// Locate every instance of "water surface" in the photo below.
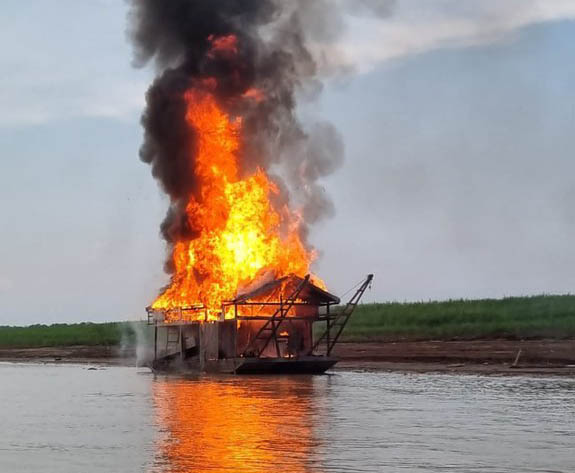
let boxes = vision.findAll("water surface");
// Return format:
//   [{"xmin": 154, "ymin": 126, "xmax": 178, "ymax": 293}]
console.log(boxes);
[{"xmin": 1, "ymin": 363, "xmax": 573, "ymax": 472}]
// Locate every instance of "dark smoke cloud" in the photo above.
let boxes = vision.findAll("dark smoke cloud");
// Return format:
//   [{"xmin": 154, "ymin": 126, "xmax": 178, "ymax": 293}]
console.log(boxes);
[{"xmin": 126, "ymin": 0, "xmax": 386, "ymax": 271}]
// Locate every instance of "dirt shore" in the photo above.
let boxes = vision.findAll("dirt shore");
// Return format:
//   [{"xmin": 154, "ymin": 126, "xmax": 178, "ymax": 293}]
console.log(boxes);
[
  {"xmin": 1, "ymin": 339, "xmax": 574, "ymax": 376},
  {"xmin": 0, "ymin": 345, "xmax": 133, "ymax": 366},
  {"xmin": 333, "ymin": 339, "xmax": 575, "ymax": 376}
]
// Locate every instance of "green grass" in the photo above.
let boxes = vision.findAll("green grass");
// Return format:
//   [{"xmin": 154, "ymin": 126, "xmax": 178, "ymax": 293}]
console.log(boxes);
[
  {"xmin": 340, "ymin": 295, "xmax": 575, "ymax": 341},
  {"xmin": 0, "ymin": 322, "xmax": 145, "ymax": 348},
  {"xmin": 0, "ymin": 295, "xmax": 573, "ymax": 348}
]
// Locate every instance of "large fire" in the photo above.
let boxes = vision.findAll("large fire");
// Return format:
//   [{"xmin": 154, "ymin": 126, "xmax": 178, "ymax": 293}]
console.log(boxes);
[{"xmin": 151, "ymin": 84, "xmax": 319, "ymax": 320}]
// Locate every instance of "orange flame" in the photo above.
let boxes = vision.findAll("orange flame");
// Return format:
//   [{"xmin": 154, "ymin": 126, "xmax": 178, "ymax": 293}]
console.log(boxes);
[
  {"xmin": 207, "ymin": 34, "xmax": 238, "ymax": 57},
  {"xmin": 151, "ymin": 88, "xmax": 319, "ymax": 320},
  {"xmin": 242, "ymin": 87, "xmax": 265, "ymax": 103}
]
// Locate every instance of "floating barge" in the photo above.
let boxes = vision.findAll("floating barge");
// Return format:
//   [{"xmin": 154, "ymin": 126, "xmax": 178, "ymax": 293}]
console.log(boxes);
[{"xmin": 147, "ymin": 274, "xmax": 373, "ymax": 375}]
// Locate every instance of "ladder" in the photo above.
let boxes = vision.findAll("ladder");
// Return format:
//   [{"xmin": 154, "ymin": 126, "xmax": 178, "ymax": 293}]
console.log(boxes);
[
  {"xmin": 313, "ymin": 274, "xmax": 373, "ymax": 356},
  {"xmin": 242, "ymin": 274, "xmax": 310, "ymax": 358}
]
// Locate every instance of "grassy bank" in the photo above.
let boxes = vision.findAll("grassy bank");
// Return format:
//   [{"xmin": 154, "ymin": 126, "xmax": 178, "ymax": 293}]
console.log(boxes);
[
  {"xmin": 342, "ymin": 295, "xmax": 575, "ymax": 341},
  {"xmin": 0, "ymin": 295, "xmax": 573, "ymax": 348},
  {"xmin": 0, "ymin": 322, "xmax": 144, "ymax": 348}
]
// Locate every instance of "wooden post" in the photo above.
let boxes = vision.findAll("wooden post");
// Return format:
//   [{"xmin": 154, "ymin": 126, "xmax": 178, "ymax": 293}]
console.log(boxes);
[
  {"xmin": 326, "ymin": 303, "xmax": 331, "ymax": 355},
  {"xmin": 154, "ymin": 324, "xmax": 158, "ymax": 362},
  {"xmin": 276, "ymin": 297, "xmax": 283, "ymax": 358},
  {"xmin": 511, "ymin": 348, "xmax": 522, "ymax": 368},
  {"xmin": 233, "ymin": 317, "xmax": 238, "ymax": 374},
  {"xmin": 179, "ymin": 324, "xmax": 184, "ymax": 362}
]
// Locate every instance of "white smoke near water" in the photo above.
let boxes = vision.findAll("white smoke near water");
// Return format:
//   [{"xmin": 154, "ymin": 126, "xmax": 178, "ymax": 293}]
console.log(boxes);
[{"xmin": 117, "ymin": 321, "xmax": 154, "ymax": 366}]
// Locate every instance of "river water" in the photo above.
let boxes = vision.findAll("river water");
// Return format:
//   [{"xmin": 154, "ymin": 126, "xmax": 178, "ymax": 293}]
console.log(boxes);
[{"xmin": 0, "ymin": 363, "xmax": 573, "ymax": 472}]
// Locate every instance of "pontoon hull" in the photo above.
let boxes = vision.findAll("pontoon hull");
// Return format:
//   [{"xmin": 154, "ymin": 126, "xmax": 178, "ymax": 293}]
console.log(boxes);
[{"xmin": 151, "ymin": 356, "xmax": 338, "ymax": 375}]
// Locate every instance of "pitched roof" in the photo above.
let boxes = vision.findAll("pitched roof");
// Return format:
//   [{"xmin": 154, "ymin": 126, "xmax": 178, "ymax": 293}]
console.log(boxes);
[{"xmin": 234, "ymin": 274, "xmax": 340, "ymax": 304}]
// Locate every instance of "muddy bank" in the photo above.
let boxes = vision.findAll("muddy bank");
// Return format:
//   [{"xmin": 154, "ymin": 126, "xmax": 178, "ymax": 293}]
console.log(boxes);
[
  {"xmin": 333, "ymin": 339, "xmax": 575, "ymax": 376},
  {"xmin": 1, "ymin": 339, "xmax": 574, "ymax": 376},
  {"xmin": 0, "ymin": 346, "xmax": 136, "ymax": 366}
]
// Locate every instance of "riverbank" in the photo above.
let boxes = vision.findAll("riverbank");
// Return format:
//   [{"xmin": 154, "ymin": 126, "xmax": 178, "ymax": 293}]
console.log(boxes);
[
  {"xmin": 333, "ymin": 339, "xmax": 575, "ymax": 376},
  {"xmin": 2, "ymin": 294, "xmax": 573, "ymax": 375},
  {"xmin": 1, "ymin": 339, "xmax": 573, "ymax": 376},
  {"xmin": 344, "ymin": 294, "xmax": 575, "ymax": 340},
  {"xmin": 1, "ymin": 295, "xmax": 573, "ymax": 349},
  {"xmin": 0, "ymin": 345, "xmax": 133, "ymax": 366}
]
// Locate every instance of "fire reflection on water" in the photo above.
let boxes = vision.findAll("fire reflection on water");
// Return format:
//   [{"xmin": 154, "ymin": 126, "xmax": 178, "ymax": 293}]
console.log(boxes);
[{"xmin": 151, "ymin": 376, "xmax": 326, "ymax": 473}]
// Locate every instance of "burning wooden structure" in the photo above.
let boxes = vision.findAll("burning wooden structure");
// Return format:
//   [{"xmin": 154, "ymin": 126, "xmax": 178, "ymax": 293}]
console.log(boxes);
[
  {"xmin": 131, "ymin": 7, "xmax": 371, "ymax": 375},
  {"xmin": 147, "ymin": 274, "xmax": 373, "ymax": 374}
]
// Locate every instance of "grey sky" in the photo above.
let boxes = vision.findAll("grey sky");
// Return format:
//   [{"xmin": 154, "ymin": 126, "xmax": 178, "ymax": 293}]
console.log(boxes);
[{"xmin": 1, "ymin": 1, "xmax": 573, "ymax": 324}]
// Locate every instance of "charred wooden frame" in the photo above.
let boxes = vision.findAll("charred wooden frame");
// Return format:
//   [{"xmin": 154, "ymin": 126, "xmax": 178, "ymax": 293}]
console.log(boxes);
[{"xmin": 146, "ymin": 274, "xmax": 373, "ymax": 374}]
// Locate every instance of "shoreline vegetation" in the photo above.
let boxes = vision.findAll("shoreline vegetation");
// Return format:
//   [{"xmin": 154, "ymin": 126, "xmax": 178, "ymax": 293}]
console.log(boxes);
[
  {"xmin": 1, "ymin": 295, "xmax": 573, "ymax": 376},
  {"xmin": 344, "ymin": 294, "xmax": 575, "ymax": 341},
  {"xmin": 1, "ymin": 295, "xmax": 573, "ymax": 349}
]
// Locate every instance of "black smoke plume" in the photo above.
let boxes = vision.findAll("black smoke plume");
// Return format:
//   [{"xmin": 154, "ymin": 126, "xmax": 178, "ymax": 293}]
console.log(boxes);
[{"xmin": 127, "ymin": 0, "xmax": 353, "ymax": 272}]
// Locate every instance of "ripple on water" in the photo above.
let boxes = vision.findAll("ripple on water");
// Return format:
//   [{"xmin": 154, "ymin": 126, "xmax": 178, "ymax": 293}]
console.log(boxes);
[{"xmin": 0, "ymin": 363, "xmax": 573, "ymax": 472}]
